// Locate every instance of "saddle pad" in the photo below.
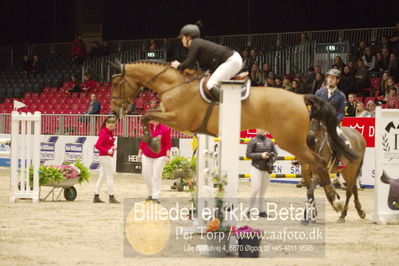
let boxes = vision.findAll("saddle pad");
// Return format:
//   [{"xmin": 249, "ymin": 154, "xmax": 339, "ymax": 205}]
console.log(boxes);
[{"xmin": 199, "ymin": 77, "xmax": 251, "ymax": 104}]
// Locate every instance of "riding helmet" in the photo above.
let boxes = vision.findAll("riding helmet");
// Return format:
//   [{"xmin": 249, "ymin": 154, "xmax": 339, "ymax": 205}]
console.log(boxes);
[
  {"xmin": 178, "ymin": 24, "xmax": 200, "ymax": 39},
  {"xmin": 326, "ymin": 69, "xmax": 341, "ymax": 78}
]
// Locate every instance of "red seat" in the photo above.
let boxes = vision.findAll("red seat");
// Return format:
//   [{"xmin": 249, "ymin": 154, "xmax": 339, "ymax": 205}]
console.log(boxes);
[
  {"xmin": 4, "ymin": 98, "xmax": 12, "ymax": 103},
  {"xmin": 41, "ymin": 98, "xmax": 49, "ymax": 104},
  {"xmin": 58, "ymin": 98, "xmax": 66, "ymax": 104},
  {"xmin": 32, "ymin": 93, "xmax": 39, "ymax": 98},
  {"xmin": 41, "ymin": 92, "xmax": 50, "ymax": 97},
  {"xmin": 357, "ymin": 97, "xmax": 363, "ymax": 103},
  {"xmin": 102, "ymin": 82, "xmax": 110, "ymax": 87},
  {"xmin": 24, "ymin": 92, "xmax": 32, "ymax": 98},
  {"xmin": 80, "ymin": 92, "xmax": 88, "ymax": 98},
  {"xmin": 371, "ymin": 78, "xmax": 380, "ymax": 90},
  {"xmin": 59, "ymin": 87, "xmax": 66, "ymax": 93},
  {"xmin": 43, "ymin": 87, "xmax": 51, "ymax": 93},
  {"xmin": 71, "ymin": 92, "xmax": 79, "ymax": 98},
  {"xmin": 51, "ymin": 87, "xmax": 58, "ymax": 93}
]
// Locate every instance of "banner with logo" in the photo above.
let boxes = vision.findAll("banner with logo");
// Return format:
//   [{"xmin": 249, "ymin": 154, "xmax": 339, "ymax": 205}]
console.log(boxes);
[{"xmin": 374, "ymin": 107, "xmax": 399, "ymax": 223}]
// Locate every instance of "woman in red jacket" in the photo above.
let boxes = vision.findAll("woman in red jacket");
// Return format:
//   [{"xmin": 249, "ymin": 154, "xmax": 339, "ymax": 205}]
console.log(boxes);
[
  {"xmin": 138, "ymin": 120, "xmax": 172, "ymax": 204},
  {"xmin": 93, "ymin": 116, "xmax": 119, "ymax": 203}
]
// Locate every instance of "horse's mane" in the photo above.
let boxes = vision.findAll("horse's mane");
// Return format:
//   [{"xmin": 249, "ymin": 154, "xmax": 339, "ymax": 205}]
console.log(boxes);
[{"xmin": 126, "ymin": 60, "xmax": 205, "ymax": 78}]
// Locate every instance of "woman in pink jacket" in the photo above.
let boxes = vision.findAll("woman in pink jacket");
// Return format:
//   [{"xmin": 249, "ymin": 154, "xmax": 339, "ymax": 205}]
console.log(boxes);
[
  {"xmin": 93, "ymin": 116, "xmax": 119, "ymax": 203},
  {"xmin": 138, "ymin": 120, "xmax": 172, "ymax": 204}
]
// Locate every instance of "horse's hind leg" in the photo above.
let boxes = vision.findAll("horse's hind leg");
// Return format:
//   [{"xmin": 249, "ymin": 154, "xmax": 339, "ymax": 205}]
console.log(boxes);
[
  {"xmin": 337, "ymin": 185, "xmax": 353, "ymax": 223},
  {"xmin": 296, "ymin": 147, "xmax": 343, "ymax": 212},
  {"xmin": 353, "ymin": 184, "xmax": 366, "ymax": 219}
]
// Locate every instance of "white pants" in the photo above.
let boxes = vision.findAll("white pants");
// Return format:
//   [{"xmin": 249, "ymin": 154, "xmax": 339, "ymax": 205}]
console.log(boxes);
[
  {"xmin": 207, "ymin": 51, "xmax": 243, "ymax": 89},
  {"xmin": 249, "ymin": 166, "xmax": 270, "ymax": 213},
  {"xmin": 142, "ymin": 155, "xmax": 167, "ymax": 199},
  {"xmin": 95, "ymin": 156, "xmax": 114, "ymax": 195}
]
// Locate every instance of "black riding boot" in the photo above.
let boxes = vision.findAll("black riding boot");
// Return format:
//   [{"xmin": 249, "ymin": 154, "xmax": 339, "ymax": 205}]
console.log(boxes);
[
  {"xmin": 109, "ymin": 195, "xmax": 120, "ymax": 204},
  {"xmin": 210, "ymin": 86, "xmax": 221, "ymax": 101},
  {"xmin": 93, "ymin": 194, "xmax": 104, "ymax": 203}
]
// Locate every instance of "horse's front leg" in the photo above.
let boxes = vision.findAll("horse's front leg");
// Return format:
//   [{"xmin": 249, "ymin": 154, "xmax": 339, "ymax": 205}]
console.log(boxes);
[
  {"xmin": 141, "ymin": 110, "xmax": 177, "ymax": 153},
  {"xmin": 302, "ymin": 173, "xmax": 318, "ymax": 224}
]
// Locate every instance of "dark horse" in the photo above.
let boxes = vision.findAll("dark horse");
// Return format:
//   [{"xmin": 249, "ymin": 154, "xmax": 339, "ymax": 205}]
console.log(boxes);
[
  {"xmin": 302, "ymin": 118, "xmax": 367, "ymax": 223},
  {"xmin": 110, "ymin": 60, "xmax": 359, "ymax": 212}
]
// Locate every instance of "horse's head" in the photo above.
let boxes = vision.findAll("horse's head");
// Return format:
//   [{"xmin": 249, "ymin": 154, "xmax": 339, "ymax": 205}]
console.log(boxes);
[
  {"xmin": 111, "ymin": 73, "xmax": 142, "ymax": 119},
  {"xmin": 307, "ymin": 118, "xmax": 326, "ymax": 151}
]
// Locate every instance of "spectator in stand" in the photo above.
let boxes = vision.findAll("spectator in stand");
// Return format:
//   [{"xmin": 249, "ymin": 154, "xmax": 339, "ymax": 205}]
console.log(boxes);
[
  {"xmin": 356, "ymin": 102, "xmax": 366, "ymax": 117},
  {"xmin": 86, "ymin": 94, "xmax": 101, "ymax": 114},
  {"xmin": 362, "ymin": 47, "xmax": 376, "ymax": 71},
  {"xmin": 345, "ymin": 93, "xmax": 358, "ymax": 117},
  {"xmin": 260, "ymin": 63, "xmax": 275, "ymax": 83},
  {"xmin": 331, "ymin": 64, "xmax": 340, "ymax": 70},
  {"xmin": 305, "ymin": 67, "xmax": 316, "ymax": 92},
  {"xmin": 89, "ymin": 41, "xmax": 102, "ymax": 57},
  {"xmin": 359, "ymin": 100, "xmax": 376, "ymax": 117},
  {"xmin": 300, "ymin": 33, "xmax": 309, "ymax": 45},
  {"xmin": 264, "ymin": 77, "xmax": 275, "ymax": 88},
  {"xmin": 388, "ymin": 53, "xmax": 399, "ymax": 81},
  {"xmin": 22, "ymin": 55, "xmax": 32, "ymax": 74},
  {"xmin": 311, "ymin": 72, "xmax": 324, "ymax": 94},
  {"xmin": 386, "ymin": 87, "xmax": 399, "ymax": 109},
  {"xmin": 67, "ymin": 74, "xmax": 81, "ymax": 94},
  {"xmin": 242, "ymin": 49, "xmax": 251, "ymax": 72},
  {"xmin": 377, "ymin": 36, "xmax": 391, "ymax": 53},
  {"xmin": 375, "ymin": 52, "xmax": 386, "ymax": 73},
  {"xmin": 82, "ymin": 73, "xmax": 97, "ymax": 92},
  {"xmin": 250, "ymin": 63, "xmax": 262, "ymax": 86},
  {"xmin": 355, "ymin": 59, "xmax": 370, "ymax": 97},
  {"xmin": 334, "ymin": 56, "xmax": 345, "ymax": 71},
  {"xmin": 31, "ymin": 55, "xmax": 44, "ymax": 74},
  {"xmin": 380, "ymin": 72, "xmax": 391, "ymax": 96},
  {"xmin": 274, "ymin": 77, "xmax": 283, "ymax": 88},
  {"xmin": 339, "ymin": 65, "xmax": 356, "ymax": 96},
  {"xmin": 382, "ymin": 48, "xmax": 391, "ymax": 70},
  {"xmin": 314, "ymin": 66, "xmax": 324, "ymax": 79},
  {"xmin": 71, "ymin": 33, "xmax": 86, "ymax": 65},
  {"xmin": 292, "ymin": 80, "xmax": 305, "ymax": 94},
  {"xmin": 196, "ymin": 20, "xmax": 204, "ymax": 37},
  {"xmin": 355, "ymin": 40, "xmax": 368, "ymax": 60},
  {"xmin": 101, "ymin": 41, "xmax": 111, "ymax": 56},
  {"xmin": 347, "ymin": 60, "xmax": 356, "ymax": 73},
  {"xmin": 148, "ymin": 40, "xmax": 158, "ymax": 50},
  {"xmin": 385, "ymin": 77, "xmax": 399, "ymax": 97},
  {"xmin": 283, "ymin": 75, "xmax": 292, "ymax": 91},
  {"xmin": 389, "ymin": 22, "xmax": 399, "ymax": 55}
]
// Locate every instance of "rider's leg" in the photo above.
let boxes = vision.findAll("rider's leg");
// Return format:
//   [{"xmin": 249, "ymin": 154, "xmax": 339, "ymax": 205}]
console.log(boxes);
[
  {"xmin": 336, "ymin": 126, "xmax": 347, "ymax": 169},
  {"xmin": 206, "ymin": 52, "xmax": 243, "ymax": 98}
]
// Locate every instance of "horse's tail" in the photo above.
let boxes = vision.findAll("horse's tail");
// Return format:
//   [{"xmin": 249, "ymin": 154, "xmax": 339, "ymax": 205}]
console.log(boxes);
[{"xmin": 303, "ymin": 94, "xmax": 359, "ymax": 162}]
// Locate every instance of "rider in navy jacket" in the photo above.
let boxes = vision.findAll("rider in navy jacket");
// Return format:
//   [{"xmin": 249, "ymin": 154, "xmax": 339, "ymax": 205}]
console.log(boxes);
[{"xmin": 315, "ymin": 69, "xmax": 346, "ymax": 123}]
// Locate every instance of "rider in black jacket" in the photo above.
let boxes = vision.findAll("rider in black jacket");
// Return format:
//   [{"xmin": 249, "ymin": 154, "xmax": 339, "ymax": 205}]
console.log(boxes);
[{"xmin": 171, "ymin": 24, "xmax": 243, "ymax": 99}]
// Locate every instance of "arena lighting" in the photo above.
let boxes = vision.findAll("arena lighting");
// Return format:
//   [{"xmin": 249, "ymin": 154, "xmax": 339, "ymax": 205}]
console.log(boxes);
[{"xmin": 327, "ymin": 45, "xmax": 336, "ymax": 52}]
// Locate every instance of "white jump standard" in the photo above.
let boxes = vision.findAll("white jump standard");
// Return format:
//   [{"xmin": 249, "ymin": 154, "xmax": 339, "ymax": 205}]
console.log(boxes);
[{"xmin": 9, "ymin": 111, "xmax": 41, "ymax": 203}]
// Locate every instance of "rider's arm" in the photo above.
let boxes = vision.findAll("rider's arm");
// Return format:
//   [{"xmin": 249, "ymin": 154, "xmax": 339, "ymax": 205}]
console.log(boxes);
[{"xmin": 177, "ymin": 40, "xmax": 200, "ymax": 71}]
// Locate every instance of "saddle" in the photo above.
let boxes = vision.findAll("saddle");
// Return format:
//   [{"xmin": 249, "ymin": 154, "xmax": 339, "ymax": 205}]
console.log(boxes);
[
  {"xmin": 380, "ymin": 170, "xmax": 399, "ymax": 210},
  {"xmin": 199, "ymin": 72, "xmax": 251, "ymax": 103}
]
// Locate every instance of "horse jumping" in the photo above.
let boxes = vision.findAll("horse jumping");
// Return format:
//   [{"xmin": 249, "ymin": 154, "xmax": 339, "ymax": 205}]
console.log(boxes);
[{"xmin": 110, "ymin": 61, "xmax": 359, "ymax": 212}]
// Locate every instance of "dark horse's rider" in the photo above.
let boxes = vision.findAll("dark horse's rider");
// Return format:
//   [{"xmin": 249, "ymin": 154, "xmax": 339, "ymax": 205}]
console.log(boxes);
[{"xmin": 171, "ymin": 24, "xmax": 243, "ymax": 99}]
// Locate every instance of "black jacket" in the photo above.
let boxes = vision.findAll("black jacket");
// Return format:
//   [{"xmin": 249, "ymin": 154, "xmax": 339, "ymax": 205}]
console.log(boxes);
[
  {"xmin": 246, "ymin": 135, "xmax": 277, "ymax": 171},
  {"xmin": 178, "ymin": 38, "xmax": 234, "ymax": 73},
  {"xmin": 339, "ymin": 72, "xmax": 356, "ymax": 95}
]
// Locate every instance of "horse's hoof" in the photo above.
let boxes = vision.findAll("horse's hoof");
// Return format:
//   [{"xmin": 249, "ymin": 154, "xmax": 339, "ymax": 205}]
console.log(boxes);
[
  {"xmin": 332, "ymin": 198, "xmax": 343, "ymax": 212},
  {"xmin": 359, "ymin": 210, "xmax": 366, "ymax": 219},
  {"xmin": 337, "ymin": 217, "xmax": 345, "ymax": 223}
]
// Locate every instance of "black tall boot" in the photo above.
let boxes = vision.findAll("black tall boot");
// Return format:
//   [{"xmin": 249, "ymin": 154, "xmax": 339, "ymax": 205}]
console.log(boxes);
[
  {"xmin": 210, "ymin": 86, "xmax": 221, "ymax": 101},
  {"xmin": 109, "ymin": 195, "xmax": 120, "ymax": 204},
  {"xmin": 93, "ymin": 194, "xmax": 104, "ymax": 203}
]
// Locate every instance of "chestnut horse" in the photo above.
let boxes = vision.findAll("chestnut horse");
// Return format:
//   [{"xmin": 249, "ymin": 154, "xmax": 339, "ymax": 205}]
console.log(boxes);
[
  {"xmin": 110, "ymin": 60, "xmax": 359, "ymax": 212},
  {"xmin": 302, "ymin": 119, "xmax": 367, "ymax": 223}
]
